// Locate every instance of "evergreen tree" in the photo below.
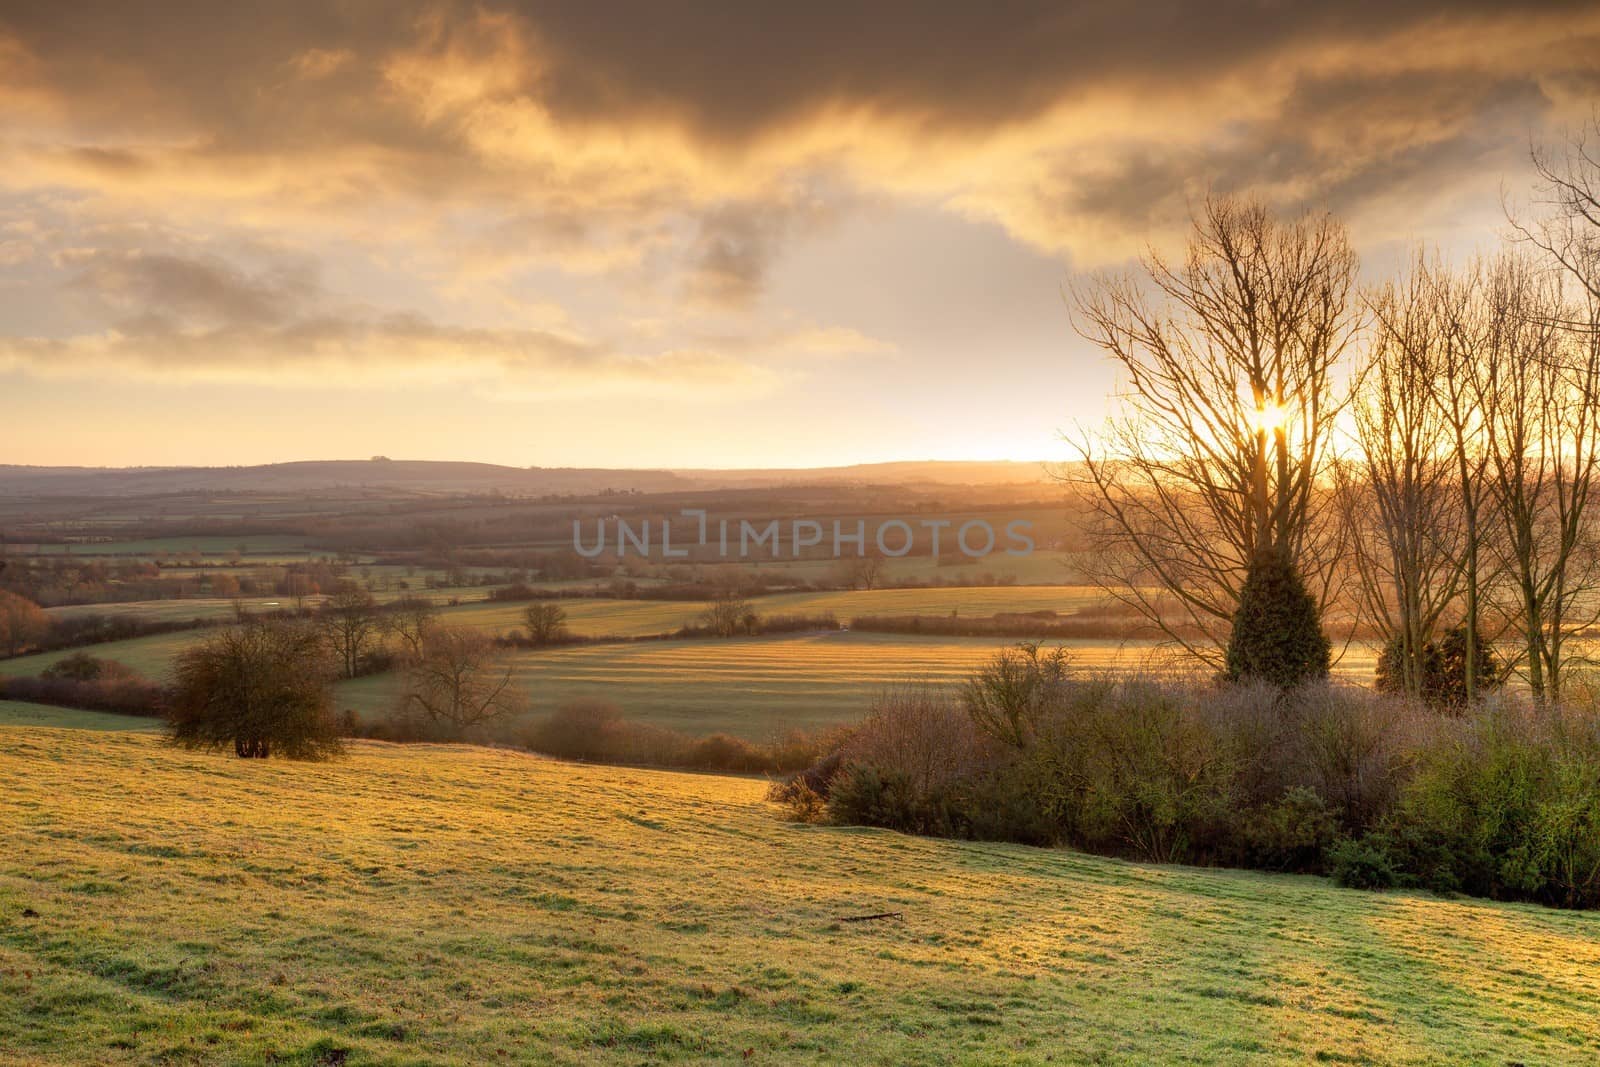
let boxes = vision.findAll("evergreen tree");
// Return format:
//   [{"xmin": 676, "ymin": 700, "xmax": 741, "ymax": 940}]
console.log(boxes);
[{"xmin": 1225, "ymin": 547, "xmax": 1330, "ymax": 688}]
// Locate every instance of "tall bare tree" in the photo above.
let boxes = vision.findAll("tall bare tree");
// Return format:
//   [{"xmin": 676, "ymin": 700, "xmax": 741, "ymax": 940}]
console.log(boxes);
[
  {"xmin": 1427, "ymin": 258, "xmax": 1500, "ymax": 702},
  {"xmin": 1340, "ymin": 258, "xmax": 1465, "ymax": 698},
  {"xmin": 400, "ymin": 626, "xmax": 523, "ymax": 728},
  {"xmin": 1069, "ymin": 196, "xmax": 1361, "ymax": 667},
  {"xmin": 317, "ymin": 582, "xmax": 381, "ymax": 679},
  {"xmin": 1478, "ymin": 253, "xmax": 1600, "ymax": 705},
  {"xmin": 1516, "ymin": 116, "xmax": 1600, "ymax": 304}
]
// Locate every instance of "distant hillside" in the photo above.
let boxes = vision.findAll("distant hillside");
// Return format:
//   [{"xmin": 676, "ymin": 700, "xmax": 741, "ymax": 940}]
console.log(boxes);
[{"xmin": 0, "ymin": 458, "xmax": 1055, "ymax": 497}]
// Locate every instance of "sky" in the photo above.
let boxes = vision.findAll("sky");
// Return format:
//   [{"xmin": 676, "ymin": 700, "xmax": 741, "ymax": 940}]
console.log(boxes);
[{"xmin": 2, "ymin": 1, "xmax": 1598, "ymax": 470}]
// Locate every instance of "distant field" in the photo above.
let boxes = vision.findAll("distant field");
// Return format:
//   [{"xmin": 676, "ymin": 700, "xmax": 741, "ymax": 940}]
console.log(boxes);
[
  {"xmin": 336, "ymin": 632, "xmax": 1187, "ymax": 738},
  {"xmin": 24, "ymin": 534, "xmax": 317, "ymax": 557},
  {"xmin": 0, "ymin": 631, "xmax": 202, "ymax": 681},
  {"xmin": 0, "ymin": 701, "xmax": 161, "ymax": 732},
  {"xmin": 4, "ymin": 729, "xmax": 1599, "ymax": 1064},
  {"xmin": 41, "ymin": 584, "xmax": 1104, "ymax": 634},
  {"xmin": 44, "ymin": 584, "xmax": 514, "ymax": 624},
  {"xmin": 3, "ymin": 612, "xmax": 1382, "ymax": 739}
]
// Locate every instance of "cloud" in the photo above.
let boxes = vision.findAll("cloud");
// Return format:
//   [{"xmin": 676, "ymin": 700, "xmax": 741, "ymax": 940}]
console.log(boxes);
[
  {"xmin": 0, "ymin": 246, "xmax": 779, "ymax": 396},
  {"xmin": 0, "ymin": 0, "xmax": 1595, "ymax": 390}
]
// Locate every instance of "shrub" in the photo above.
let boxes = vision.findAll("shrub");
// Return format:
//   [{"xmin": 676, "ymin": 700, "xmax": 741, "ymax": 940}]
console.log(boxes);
[
  {"xmin": 518, "ymin": 699, "xmax": 831, "ymax": 774},
  {"xmin": 1232, "ymin": 787, "xmax": 1341, "ymax": 873},
  {"xmin": 686, "ymin": 733, "xmax": 767, "ymax": 772},
  {"xmin": 766, "ymin": 775, "xmax": 828, "ymax": 823},
  {"xmin": 1328, "ymin": 838, "xmax": 1398, "ymax": 891},
  {"xmin": 775, "ymin": 648, "xmax": 1600, "ymax": 910},
  {"xmin": 167, "ymin": 620, "xmax": 342, "ymax": 760},
  {"xmin": 0, "ymin": 590, "xmax": 51, "ymax": 656},
  {"xmin": 1378, "ymin": 708, "xmax": 1600, "ymax": 907},
  {"xmin": 1224, "ymin": 546, "xmax": 1330, "ymax": 689},
  {"xmin": 962, "ymin": 643, "xmax": 1071, "ymax": 749},
  {"xmin": 40, "ymin": 651, "xmax": 131, "ymax": 682},
  {"xmin": 1374, "ymin": 625, "xmax": 1505, "ymax": 710}
]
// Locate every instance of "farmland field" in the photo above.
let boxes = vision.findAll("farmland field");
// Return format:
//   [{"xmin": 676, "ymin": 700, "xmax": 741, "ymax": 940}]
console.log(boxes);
[
  {"xmin": 3, "ymin": 620, "xmax": 1383, "ymax": 741},
  {"xmin": 337, "ymin": 633, "xmax": 1034, "ymax": 736},
  {"xmin": 4, "ymin": 727, "xmax": 1600, "ymax": 1065},
  {"xmin": 0, "ymin": 630, "xmax": 205, "ymax": 681},
  {"xmin": 0, "ymin": 701, "xmax": 161, "ymax": 732},
  {"xmin": 334, "ymin": 632, "xmax": 1318, "ymax": 738}
]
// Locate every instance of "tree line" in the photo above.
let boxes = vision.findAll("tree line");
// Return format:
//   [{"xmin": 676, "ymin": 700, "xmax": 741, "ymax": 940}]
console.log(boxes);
[{"xmin": 1071, "ymin": 120, "xmax": 1600, "ymax": 707}]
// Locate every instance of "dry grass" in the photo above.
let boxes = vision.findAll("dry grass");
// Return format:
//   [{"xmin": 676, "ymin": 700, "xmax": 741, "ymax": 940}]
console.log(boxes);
[{"xmin": 4, "ymin": 727, "xmax": 1600, "ymax": 1064}]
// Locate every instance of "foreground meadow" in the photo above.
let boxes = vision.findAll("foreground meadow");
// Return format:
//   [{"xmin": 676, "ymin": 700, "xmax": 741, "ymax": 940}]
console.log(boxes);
[{"xmin": 4, "ymin": 726, "xmax": 1600, "ymax": 1065}]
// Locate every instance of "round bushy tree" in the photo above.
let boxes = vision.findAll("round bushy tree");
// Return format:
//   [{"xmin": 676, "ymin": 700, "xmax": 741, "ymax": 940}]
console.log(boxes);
[
  {"xmin": 167, "ymin": 620, "xmax": 342, "ymax": 760},
  {"xmin": 1225, "ymin": 547, "xmax": 1330, "ymax": 688},
  {"xmin": 1375, "ymin": 625, "xmax": 1503, "ymax": 711}
]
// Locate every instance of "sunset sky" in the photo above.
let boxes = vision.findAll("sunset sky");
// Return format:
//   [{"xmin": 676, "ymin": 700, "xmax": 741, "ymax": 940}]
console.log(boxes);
[{"xmin": 3, "ymin": 2, "xmax": 1598, "ymax": 469}]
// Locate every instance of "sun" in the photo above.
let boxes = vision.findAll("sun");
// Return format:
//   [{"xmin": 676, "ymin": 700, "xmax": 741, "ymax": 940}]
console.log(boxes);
[{"xmin": 1248, "ymin": 398, "xmax": 1289, "ymax": 434}]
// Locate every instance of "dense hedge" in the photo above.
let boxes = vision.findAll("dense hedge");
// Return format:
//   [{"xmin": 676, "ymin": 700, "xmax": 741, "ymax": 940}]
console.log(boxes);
[{"xmin": 772, "ymin": 645, "xmax": 1600, "ymax": 910}]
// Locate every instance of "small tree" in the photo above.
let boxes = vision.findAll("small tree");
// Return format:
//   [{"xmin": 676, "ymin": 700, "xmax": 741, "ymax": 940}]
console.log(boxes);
[
  {"xmin": 167, "ymin": 621, "xmax": 342, "ymax": 760},
  {"xmin": 701, "ymin": 588, "xmax": 757, "ymax": 637},
  {"xmin": 522, "ymin": 601, "xmax": 570, "ymax": 646},
  {"xmin": 317, "ymin": 582, "xmax": 381, "ymax": 678},
  {"xmin": 384, "ymin": 595, "xmax": 439, "ymax": 662},
  {"xmin": 400, "ymin": 626, "xmax": 524, "ymax": 729},
  {"xmin": 1224, "ymin": 547, "xmax": 1330, "ymax": 689},
  {"xmin": 836, "ymin": 555, "xmax": 886, "ymax": 591}
]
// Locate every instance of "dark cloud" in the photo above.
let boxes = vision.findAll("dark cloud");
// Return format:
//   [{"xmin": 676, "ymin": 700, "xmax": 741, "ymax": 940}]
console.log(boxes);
[
  {"xmin": 0, "ymin": 0, "xmax": 1595, "ymax": 388},
  {"xmin": 62, "ymin": 250, "xmax": 319, "ymax": 328}
]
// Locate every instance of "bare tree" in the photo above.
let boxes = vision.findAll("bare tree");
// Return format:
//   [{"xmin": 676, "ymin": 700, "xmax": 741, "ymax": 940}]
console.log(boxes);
[
  {"xmin": 400, "ymin": 626, "xmax": 524, "ymax": 728},
  {"xmin": 701, "ymin": 587, "xmax": 757, "ymax": 637},
  {"xmin": 836, "ymin": 555, "xmax": 886, "ymax": 591},
  {"xmin": 1516, "ymin": 115, "xmax": 1600, "ymax": 304},
  {"xmin": 1427, "ymin": 257, "xmax": 1501, "ymax": 702},
  {"xmin": 317, "ymin": 582, "xmax": 381, "ymax": 679},
  {"xmin": 1478, "ymin": 253, "xmax": 1600, "ymax": 705},
  {"xmin": 1069, "ymin": 196, "xmax": 1361, "ymax": 667},
  {"xmin": 1339, "ymin": 256, "xmax": 1467, "ymax": 698},
  {"xmin": 384, "ymin": 595, "xmax": 439, "ymax": 663},
  {"xmin": 522, "ymin": 601, "xmax": 570, "ymax": 646}
]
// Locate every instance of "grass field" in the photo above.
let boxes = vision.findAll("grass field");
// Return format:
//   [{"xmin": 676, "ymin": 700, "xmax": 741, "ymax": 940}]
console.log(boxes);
[
  {"xmin": 0, "ymin": 701, "xmax": 161, "ymax": 732},
  {"xmin": 3, "ymin": 728, "xmax": 1600, "ymax": 1065},
  {"xmin": 0, "ymin": 630, "xmax": 204, "ymax": 681}
]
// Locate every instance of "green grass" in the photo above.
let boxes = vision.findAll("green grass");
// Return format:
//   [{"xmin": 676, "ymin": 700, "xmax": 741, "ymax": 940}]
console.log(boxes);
[
  {"xmin": 3, "ymin": 729, "xmax": 1600, "ymax": 1064},
  {"xmin": 0, "ymin": 630, "xmax": 204, "ymax": 681},
  {"xmin": 0, "ymin": 701, "xmax": 161, "ymax": 732}
]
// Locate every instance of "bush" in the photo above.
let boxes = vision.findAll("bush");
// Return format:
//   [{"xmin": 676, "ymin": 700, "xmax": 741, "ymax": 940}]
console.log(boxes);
[
  {"xmin": 1328, "ymin": 838, "xmax": 1398, "ymax": 891},
  {"xmin": 1233, "ymin": 787, "xmax": 1341, "ymax": 873},
  {"xmin": 517, "ymin": 698, "xmax": 832, "ymax": 774},
  {"xmin": 1224, "ymin": 547, "xmax": 1330, "ymax": 689},
  {"xmin": 40, "ymin": 651, "xmax": 130, "ymax": 682},
  {"xmin": 1374, "ymin": 625, "xmax": 1505, "ymax": 710},
  {"xmin": 167, "ymin": 620, "xmax": 342, "ymax": 760},
  {"xmin": 767, "ymin": 645, "xmax": 1600, "ymax": 910},
  {"xmin": 1376, "ymin": 708, "xmax": 1600, "ymax": 907}
]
